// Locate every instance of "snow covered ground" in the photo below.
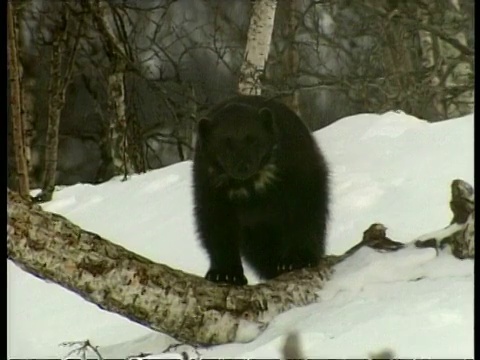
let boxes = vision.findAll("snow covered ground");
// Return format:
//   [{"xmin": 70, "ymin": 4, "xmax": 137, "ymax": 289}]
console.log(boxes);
[{"xmin": 7, "ymin": 111, "xmax": 474, "ymax": 359}]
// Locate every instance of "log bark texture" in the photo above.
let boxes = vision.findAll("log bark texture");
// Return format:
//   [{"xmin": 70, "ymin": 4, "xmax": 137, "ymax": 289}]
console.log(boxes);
[
  {"xmin": 7, "ymin": 189, "xmax": 331, "ymax": 345},
  {"xmin": 7, "ymin": 179, "xmax": 473, "ymax": 345}
]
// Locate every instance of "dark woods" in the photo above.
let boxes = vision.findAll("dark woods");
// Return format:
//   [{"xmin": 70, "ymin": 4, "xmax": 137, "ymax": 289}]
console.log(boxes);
[{"xmin": 7, "ymin": 0, "xmax": 474, "ymax": 197}]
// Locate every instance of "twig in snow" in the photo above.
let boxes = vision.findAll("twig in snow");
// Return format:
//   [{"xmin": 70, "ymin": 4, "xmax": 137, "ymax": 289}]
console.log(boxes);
[{"xmin": 60, "ymin": 339, "xmax": 103, "ymax": 360}]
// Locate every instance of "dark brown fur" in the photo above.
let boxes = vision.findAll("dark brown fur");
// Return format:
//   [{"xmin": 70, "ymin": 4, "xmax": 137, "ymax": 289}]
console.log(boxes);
[{"xmin": 193, "ymin": 95, "xmax": 330, "ymax": 285}]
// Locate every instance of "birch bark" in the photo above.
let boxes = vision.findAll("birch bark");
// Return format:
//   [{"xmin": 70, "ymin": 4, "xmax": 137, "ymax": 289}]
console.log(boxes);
[{"xmin": 238, "ymin": 0, "xmax": 278, "ymax": 95}]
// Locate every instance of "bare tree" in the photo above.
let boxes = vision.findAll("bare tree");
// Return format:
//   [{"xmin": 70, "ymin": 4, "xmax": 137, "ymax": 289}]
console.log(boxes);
[
  {"xmin": 86, "ymin": 0, "xmax": 136, "ymax": 180},
  {"xmin": 238, "ymin": 0, "xmax": 278, "ymax": 95},
  {"xmin": 35, "ymin": 3, "xmax": 83, "ymax": 202},
  {"xmin": 296, "ymin": 1, "xmax": 473, "ymax": 124},
  {"xmin": 15, "ymin": 1, "xmax": 37, "ymax": 188},
  {"xmin": 10, "ymin": 0, "xmax": 473, "ymax": 187},
  {"xmin": 7, "ymin": 1, "xmax": 30, "ymax": 198},
  {"xmin": 273, "ymin": 0, "xmax": 301, "ymax": 114},
  {"xmin": 421, "ymin": 0, "xmax": 474, "ymax": 118}
]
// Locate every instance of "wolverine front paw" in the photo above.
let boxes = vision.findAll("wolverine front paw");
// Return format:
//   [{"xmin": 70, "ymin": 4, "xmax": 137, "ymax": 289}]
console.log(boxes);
[{"xmin": 205, "ymin": 269, "xmax": 248, "ymax": 286}]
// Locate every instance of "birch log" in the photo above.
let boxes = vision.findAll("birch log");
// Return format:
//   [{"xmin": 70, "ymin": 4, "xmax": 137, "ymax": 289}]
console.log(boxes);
[
  {"xmin": 415, "ymin": 179, "xmax": 474, "ymax": 259},
  {"xmin": 7, "ymin": 189, "xmax": 332, "ymax": 345},
  {"xmin": 238, "ymin": 0, "xmax": 278, "ymax": 96},
  {"xmin": 7, "ymin": 179, "xmax": 473, "ymax": 345}
]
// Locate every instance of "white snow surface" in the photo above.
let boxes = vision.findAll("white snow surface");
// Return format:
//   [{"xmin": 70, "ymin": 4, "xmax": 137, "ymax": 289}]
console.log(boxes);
[{"xmin": 7, "ymin": 111, "xmax": 474, "ymax": 359}]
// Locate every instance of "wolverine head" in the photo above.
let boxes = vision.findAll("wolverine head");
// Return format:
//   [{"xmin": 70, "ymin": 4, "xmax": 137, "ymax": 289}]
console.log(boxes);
[{"xmin": 198, "ymin": 104, "xmax": 277, "ymax": 181}]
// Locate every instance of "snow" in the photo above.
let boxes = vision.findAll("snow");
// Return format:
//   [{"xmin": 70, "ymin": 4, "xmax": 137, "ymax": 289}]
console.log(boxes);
[{"xmin": 7, "ymin": 111, "xmax": 474, "ymax": 359}]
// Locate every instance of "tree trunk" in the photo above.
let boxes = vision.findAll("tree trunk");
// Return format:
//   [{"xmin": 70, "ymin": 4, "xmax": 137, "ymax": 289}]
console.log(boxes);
[
  {"xmin": 107, "ymin": 61, "xmax": 134, "ymax": 178},
  {"xmin": 238, "ymin": 0, "xmax": 278, "ymax": 96},
  {"xmin": 87, "ymin": 0, "xmax": 135, "ymax": 179},
  {"xmin": 417, "ymin": 5, "xmax": 445, "ymax": 118},
  {"xmin": 437, "ymin": 2, "xmax": 474, "ymax": 118},
  {"xmin": 7, "ymin": 1, "xmax": 30, "ymax": 198},
  {"xmin": 40, "ymin": 36, "xmax": 65, "ymax": 200},
  {"xmin": 15, "ymin": 3, "xmax": 36, "ymax": 185},
  {"xmin": 7, "ymin": 179, "xmax": 473, "ymax": 345},
  {"xmin": 7, "ymin": 189, "xmax": 332, "ymax": 345},
  {"xmin": 21, "ymin": 75, "xmax": 36, "ymax": 184},
  {"xmin": 281, "ymin": 0, "xmax": 300, "ymax": 115},
  {"xmin": 416, "ymin": 1, "xmax": 474, "ymax": 119},
  {"xmin": 38, "ymin": 6, "xmax": 82, "ymax": 202},
  {"xmin": 183, "ymin": 84, "xmax": 196, "ymax": 161},
  {"xmin": 383, "ymin": 11, "xmax": 416, "ymax": 112}
]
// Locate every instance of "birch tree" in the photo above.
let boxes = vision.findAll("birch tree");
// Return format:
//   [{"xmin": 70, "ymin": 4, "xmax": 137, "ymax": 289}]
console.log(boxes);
[
  {"xmin": 13, "ymin": 1, "xmax": 36, "ymax": 192},
  {"xmin": 262, "ymin": 0, "xmax": 474, "ymax": 127},
  {"xmin": 20, "ymin": 67, "xmax": 36, "ymax": 186},
  {"xmin": 437, "ymin": 0, "xmax": 474, "ymax": 118},
  {"xmin": 86, "ymin": 0, "xmax": 135, "ymax": 179},
  {"xmin": 238, "ymin": 0, "xmax": 278, "ymax": 95},
  {"xmin": 35, "ymin": 4, "xmax": 82, "ymax": 202},
  {"xmin": 416, "ymin": 1, "xmax": 473, "ymax": 119},
  {"xmin": 7, "ymin": 1, "xmax": 30, "ymax": 198}
]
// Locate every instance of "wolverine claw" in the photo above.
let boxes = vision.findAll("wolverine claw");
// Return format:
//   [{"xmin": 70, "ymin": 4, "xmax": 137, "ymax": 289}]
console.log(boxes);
[
  {"xmin": 275, "ymin": 260, "xmax": 317, "ymax": 276},
  {"xmin": 205, "ymin": 269, "xmax": 247, "ymax": 286}
]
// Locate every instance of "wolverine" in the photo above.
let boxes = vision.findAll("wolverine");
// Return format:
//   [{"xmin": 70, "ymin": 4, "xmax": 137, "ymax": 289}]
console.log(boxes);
[{"xmin": 192, "ymin": 95, "xmax": 330, "ymax": 285}]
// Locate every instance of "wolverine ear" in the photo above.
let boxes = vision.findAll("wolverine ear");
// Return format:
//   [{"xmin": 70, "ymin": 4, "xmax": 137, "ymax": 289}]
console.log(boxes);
[
  {"xmin": 198, "ymin": 117, "xmax": 212, "ymax": 141},
  {"xmin": 258, "ymin": 107, "xmax": 276, "ymax": 134}
]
